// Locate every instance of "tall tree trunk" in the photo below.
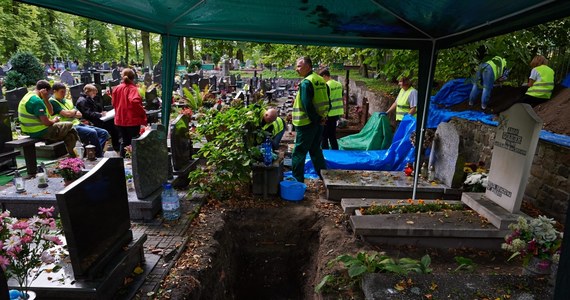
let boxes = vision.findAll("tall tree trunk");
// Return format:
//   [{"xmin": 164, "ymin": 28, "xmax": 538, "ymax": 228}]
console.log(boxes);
[
  {"xmin": 186, "ymin": 38, "xmax": 194, "ymax": 60},
  {"xmin": 141, "ymin": 31, "xmax": 152, "ymax": 71},
  {"xmin": 358, "ymin": 54, "xmax": 368, "ymax": 78},
  {"xmin": 124, "ymin": 27, "xmax": 129, "ymax": 64},
  {"xmin": 134, "ymin": 31, "xmax": 139, "ymax": 63},
  {"xmin": 85, "ymin": 24, "xmax": 93, "ymax": 60},
  {"xmin": 179, "ymin": 38, "xmax": 185, "ymax": 65},
  {"xmin": 236, "ymin": 49, "xmax": 244, "ymax": 62}
]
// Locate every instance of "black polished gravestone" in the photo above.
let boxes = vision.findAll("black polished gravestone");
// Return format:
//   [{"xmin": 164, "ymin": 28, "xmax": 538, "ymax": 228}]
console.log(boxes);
[
  {"xmin": 5, "ymin": 87, "xmax": 27, "ymax": 114},
  {"xmin": 198, "ymin": 78, "xmax": 209, "ymax": 91},
  {"xmin": 145, "ymin": 85, "xmax": 159, "ymax": 110},
  {"xmin": 108, "ymin": 78, "xmax": 120, "ymax": 92},
  {"xmin": 169, "ymin": 114, "xmax": 197, "ymax": 187},
  {"xmin": 69, "ymin": 83, "xmax": 85, "ymax": 104},
  {"xmin": 80, "ymin": 72, "xmax": 91, "ymax": 84},
  {"xmin": 9, "ymin": 158, "xmax": 151, "ymax": 299}
]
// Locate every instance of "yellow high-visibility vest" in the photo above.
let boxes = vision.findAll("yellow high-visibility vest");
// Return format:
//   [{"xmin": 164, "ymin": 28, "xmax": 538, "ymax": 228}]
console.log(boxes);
[
  {"xmin": 18, "ymin": 92, "xmax": 49, "ymax": 134},
  {"xmin": 292, "ymin": 73, "xmax": 329, "ymax": 126},
  {"xmin": 327, "ymin": 79, "xmax": 344, "ymax": 117},
  {"xmin": 395, "ymin": 87, "xmax": 416, "ymax": 121},
  {"xmin": 526, "ymin": 65, "xmax": 554, "ymax": 99}
]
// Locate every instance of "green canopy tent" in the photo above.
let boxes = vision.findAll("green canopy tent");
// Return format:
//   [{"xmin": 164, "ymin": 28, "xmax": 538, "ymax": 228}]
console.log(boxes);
[{"xmin": 13, "ymin": 2, "xmax": 570, "ymax": 295}]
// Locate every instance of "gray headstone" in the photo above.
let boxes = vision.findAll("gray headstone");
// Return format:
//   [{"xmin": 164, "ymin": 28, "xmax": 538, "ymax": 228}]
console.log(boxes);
[
  {"xmin": 60, "ymin": 70, "xmax": 75, "ymax": 85},
  {"xmin": 222, "ymin": 60, "xmax": 231, "ymax": 76},
  {"xmin": 429, "ymin": 122, "xmax": 465, "ymax": 188},
  {"xmin": 152, "ymin": 59, "xmax": 162, "ymax": 84},
  {"xmin": 170, "ymin": 114, "xmax": 192, "ymax": 171},
  {"xmin": 485, "ymin": 103, "xmax": 542, "ymax": 213},
  {"xmin": 102, "ymin": 62, "xmax": 110, "ymax": 70},
  {"xmin": 132, "ymin": 128, "xmax": 169, "ymax": 199},
  {"xmin": 69, "ymin": 62, "xmax": 78, "ymax": 72}
]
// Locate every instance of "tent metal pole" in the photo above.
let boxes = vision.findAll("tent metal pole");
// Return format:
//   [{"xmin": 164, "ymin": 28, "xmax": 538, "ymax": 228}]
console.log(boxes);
[{"xmin": 412, "ymin": 42, "xmax": 438, "ymax": 200}]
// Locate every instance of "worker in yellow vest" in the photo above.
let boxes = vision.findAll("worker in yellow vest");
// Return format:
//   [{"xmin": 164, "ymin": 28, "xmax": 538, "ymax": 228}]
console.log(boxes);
[
  {"xmin": 49, "ymin": 82, "xmax": 110, "ymax": 157},
  {"xmin": 260, "ymin": 108, "xmax": 285, "ymax": 149},
  {"xmin": 469, "ymin": 55, "xmax": 508, "ymax": 110},
  {"xmin": 517, "ymin": 55, "xmax": 555, "ymax": 107},
  {"xmin": 386, "ymin": 76, "xmax": 417, "ymax": 128},
  {"xmin": 292, "ymin": 57, "xmax": 329, "ymax": 183},
  {"xmin": 18, "ymin": 80, "xmax": 79, "ymax": 157},
  {"xmin": 318, "ymin": 69, "xmax": 344, "ymax": 150}
]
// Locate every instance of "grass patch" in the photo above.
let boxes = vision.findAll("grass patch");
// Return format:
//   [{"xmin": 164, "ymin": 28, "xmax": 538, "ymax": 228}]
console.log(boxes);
[{"xmin": 360, "ymin": 199, "xmax": 465, "ymax": 215}]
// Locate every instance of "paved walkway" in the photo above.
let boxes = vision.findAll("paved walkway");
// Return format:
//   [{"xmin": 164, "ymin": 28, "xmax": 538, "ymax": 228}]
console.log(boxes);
[{"xmin": 130, "ymin": 192, "xmax": 203, "ymax": 299}]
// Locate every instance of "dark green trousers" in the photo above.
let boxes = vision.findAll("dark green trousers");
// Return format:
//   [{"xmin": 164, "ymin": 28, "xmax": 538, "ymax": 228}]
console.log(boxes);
[{"xmin": 292, "ymin": 123, "xmax": 326, "ymax": 182}]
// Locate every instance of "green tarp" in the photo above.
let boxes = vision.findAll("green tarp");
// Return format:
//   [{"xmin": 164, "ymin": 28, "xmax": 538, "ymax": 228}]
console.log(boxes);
[{"xmin": 338, "ymin": 112, "xmax": 393, "ymax": 151}]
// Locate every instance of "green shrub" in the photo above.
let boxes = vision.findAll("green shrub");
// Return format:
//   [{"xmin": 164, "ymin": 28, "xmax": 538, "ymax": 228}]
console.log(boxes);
[{"xmin": 4, "ymin": 52, "xmax": 44, "ymax": 90}]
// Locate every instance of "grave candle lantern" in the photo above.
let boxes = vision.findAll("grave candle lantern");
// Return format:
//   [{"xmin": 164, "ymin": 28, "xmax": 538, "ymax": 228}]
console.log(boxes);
[
  {"xmin": 85, "ymin": 144, "xmax": 96, "ymax": 161},
  {"xmin": 13, "ymin": 170, "xmax": 26, "ymax": 193}
]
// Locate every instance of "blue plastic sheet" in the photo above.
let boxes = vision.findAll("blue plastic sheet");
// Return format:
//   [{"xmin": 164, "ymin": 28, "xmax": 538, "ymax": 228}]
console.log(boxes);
[
  {"xmin": 562, "ymin": 73, "xmax": 570, "ymax": 88},
  {"xmin": 302, "ymin": 115, "xmax": 416, "ymax": 176},
  {"xmin": 296, "ymin": 80, "xmax": 570, "ymax": 179},
  {"xmin": 430, "ymin": 78, "xmax": 472, "ymax": 107}
]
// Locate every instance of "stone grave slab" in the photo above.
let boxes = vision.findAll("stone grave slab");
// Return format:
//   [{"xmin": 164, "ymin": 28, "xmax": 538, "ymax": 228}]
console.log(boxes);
[
  {"xmin": 0, "ymin": 176, "xmax": 65, "ymax": 218},
  {"xmin": 322, "ymin": 169, "xmax": 461, "ymax": 201},
  {"xmin": 349, "ymin": 210, "xmax": 509, "ymax": 249},
  {"xmin": 461, "ymin": 192, "xmax": 529, "ymax": 229},
  {"xmin": 169, "ymin": 114, "xmax": 194, "ymax": 173},
  {"xmin": 132, "ymin": 128, "xmax": 169, "ymax": 199},
  {"xmin": 60, "ymin": 70, "xmax": 75, "ymax": 85},
  {"xmin": 483, "ymin": 103, "xmax": 542, "ymax": 213},
  {"xmin": 429, "ymin": 122, "xmax": 465, "ymax": 188}
]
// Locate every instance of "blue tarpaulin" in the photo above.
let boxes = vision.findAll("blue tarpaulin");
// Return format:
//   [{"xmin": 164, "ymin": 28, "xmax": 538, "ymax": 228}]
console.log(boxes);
[{"xmin": 294, "ymin": 80, "xmax": 570, "ymax": 178}]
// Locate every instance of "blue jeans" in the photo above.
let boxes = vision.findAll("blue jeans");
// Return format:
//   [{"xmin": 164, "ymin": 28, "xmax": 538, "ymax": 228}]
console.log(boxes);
[
  {"xmin": 469, "ymin": 63, "xmax": 495, "ymax": 108},
  {"xmin": 75, "ymin": 124, "xmax": 110, "ymax": 157},
  {"xmin": 272, "ymin": 129, "xmax": 285, "ymax": 150}
]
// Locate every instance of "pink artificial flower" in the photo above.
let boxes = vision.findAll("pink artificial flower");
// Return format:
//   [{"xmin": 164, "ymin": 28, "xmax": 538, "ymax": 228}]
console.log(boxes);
[
  {"xmin": 0, "ymin": 256, "xmax": 8, "ymax": 271},
  {"xmin": 20, "ymin": 235, "xmax": 32, "ymax": 244},
  {"xmin": 42, "ymin": 235, "xmax": 63, "ymax": 245},
  {"xmin": 11, "ymin": 221, "xmax": 29, "ymax": 230},
  {"xmin": 38, "ymin": 207, "xmax": 55, "ymax": 218}
]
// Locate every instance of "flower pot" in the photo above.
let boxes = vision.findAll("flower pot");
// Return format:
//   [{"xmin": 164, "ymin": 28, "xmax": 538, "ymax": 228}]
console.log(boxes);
[{"xmin": 522, "ymin": 257, "xmax": 551, "ymax": 275}]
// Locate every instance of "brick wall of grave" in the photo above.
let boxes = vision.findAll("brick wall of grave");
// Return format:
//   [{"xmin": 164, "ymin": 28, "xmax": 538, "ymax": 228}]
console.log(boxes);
[{"xmin": 450, "ymin": 118, "xmax": 570, "ymax": 222}]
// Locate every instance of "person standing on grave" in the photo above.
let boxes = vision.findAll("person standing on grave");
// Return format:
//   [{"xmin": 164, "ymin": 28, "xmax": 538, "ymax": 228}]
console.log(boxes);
[
  {"xmin": 386, "ymin": 76, "xmax": 417, "ymax": 128},
  {"xmin": 516, "ymin": 55, "xmax": 555, "ymax": 107},
  {"xmin": 112, "ymin": 68, "xmax": 147, "ymax": 158},
  {"xmin": 76, "ymin": 84, "xmax": 120, "ymax": 153},
  {"xmin": 260, "ymin": 108, "xmax": 285, "ymax": 150},
  {"xmin": 18, "ymin": 80, "xmax": 79, "ymax": 157},
  {"xmin": 318, "ymin": 69, "xmax": 343, "ymax": 150},
  {"xmin": 291, "ymin": 57, "xmax": 329, "ymax": 183},
  {"xmin": 468, "ymin": 55, "xmax": 509, "ymax": 110},
  {"xmin": 50, "ymin": 83, "xmax": 110, "ymax": 157}
]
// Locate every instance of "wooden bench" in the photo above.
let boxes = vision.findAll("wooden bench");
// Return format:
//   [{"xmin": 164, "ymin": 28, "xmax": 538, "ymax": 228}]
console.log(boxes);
[{"xmin": 5, "ymin": 138, "xmax": 39, "ymax": 175}]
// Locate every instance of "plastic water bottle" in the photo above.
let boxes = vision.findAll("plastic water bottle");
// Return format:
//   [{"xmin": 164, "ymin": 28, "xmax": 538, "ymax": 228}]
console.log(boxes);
[
  {"xmin": 161, "ymin": 183, "xmax": 180, "ymax": 221},
  {"xmin": 263, "ymin": 137, "xmax": 272, "ymax": 166}
]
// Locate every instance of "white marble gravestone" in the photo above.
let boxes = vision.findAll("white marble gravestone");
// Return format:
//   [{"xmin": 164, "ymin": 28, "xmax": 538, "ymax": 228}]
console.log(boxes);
[{"xmin": 485, "ymin": 103, "xmax": 542, "ymax": 213}]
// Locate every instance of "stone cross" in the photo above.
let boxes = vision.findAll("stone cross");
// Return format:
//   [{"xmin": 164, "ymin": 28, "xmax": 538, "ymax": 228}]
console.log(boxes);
[{"xmin": 485, "ymin": 103, "xmax": 543, "ymax": 213}]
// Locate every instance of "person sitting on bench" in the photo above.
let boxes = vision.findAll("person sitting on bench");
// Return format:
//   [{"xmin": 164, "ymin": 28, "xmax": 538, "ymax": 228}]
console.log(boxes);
[
  {"xmin": 17, "ymin": 80, "xmax": 79, "ymax": 157},
  {"xmin": 50, "ymin": 82, "xmax": 110, "ymax": 158}
]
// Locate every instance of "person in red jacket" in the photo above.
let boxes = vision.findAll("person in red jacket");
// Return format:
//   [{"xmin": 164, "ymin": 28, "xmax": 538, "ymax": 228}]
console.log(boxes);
[{"xmin": 112, "ymin": 68, "xmax": 147, "ymax": 157}]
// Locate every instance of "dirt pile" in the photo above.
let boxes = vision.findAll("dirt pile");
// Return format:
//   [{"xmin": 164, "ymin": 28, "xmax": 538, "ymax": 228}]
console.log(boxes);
[{"xmin": 449, "ymin": 85, "xmax": 570, "ymax": 136}]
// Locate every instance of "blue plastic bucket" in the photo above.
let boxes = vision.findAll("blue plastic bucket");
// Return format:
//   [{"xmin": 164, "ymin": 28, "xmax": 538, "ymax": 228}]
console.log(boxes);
[{"xmin": 280, "ymin": 179, "xmax": 307, "ymax": 201}]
